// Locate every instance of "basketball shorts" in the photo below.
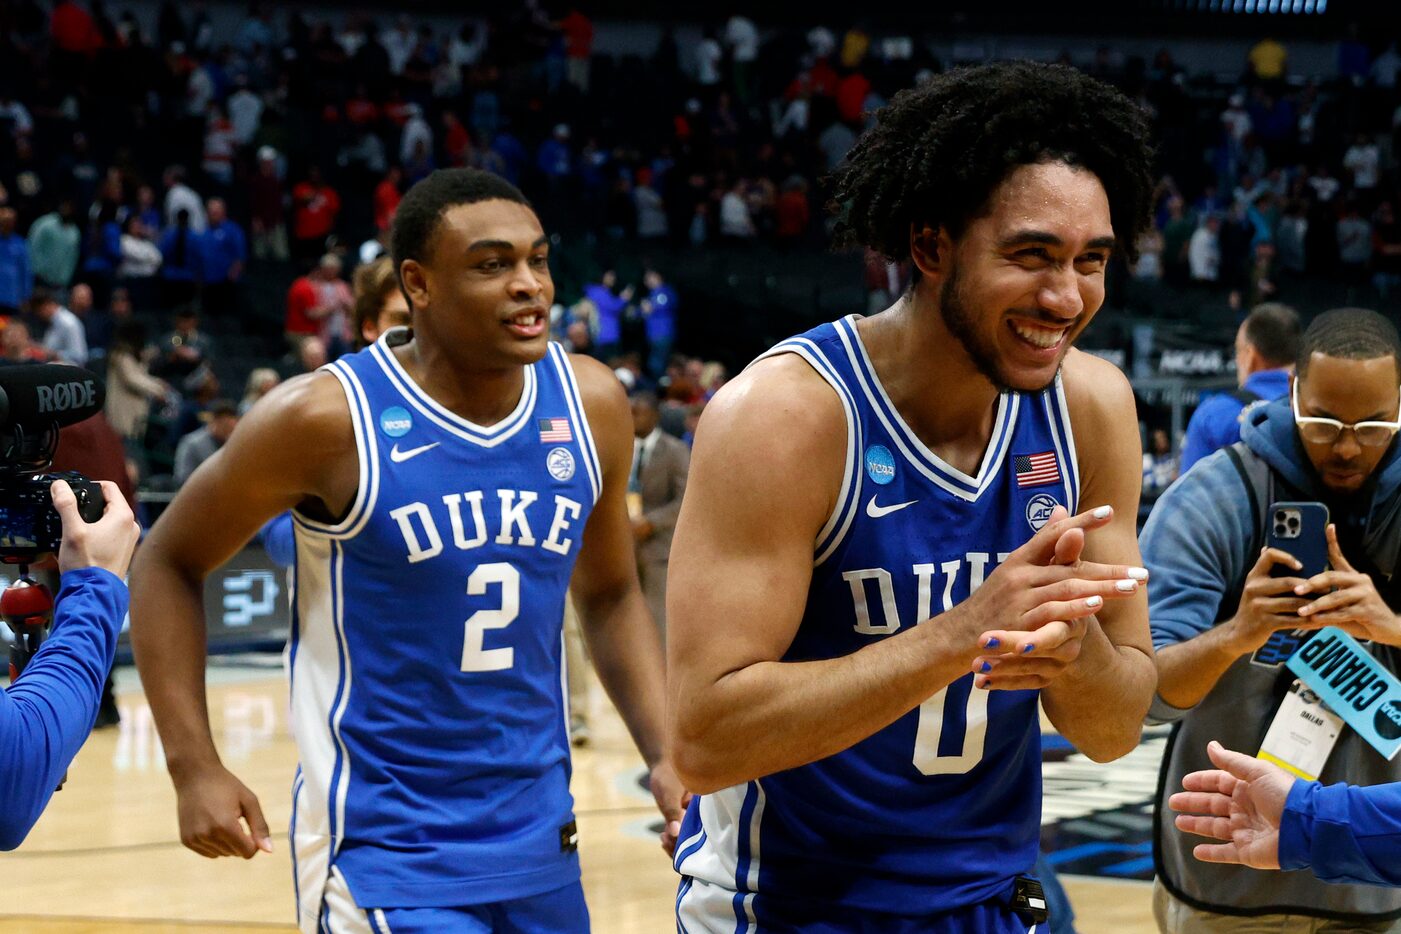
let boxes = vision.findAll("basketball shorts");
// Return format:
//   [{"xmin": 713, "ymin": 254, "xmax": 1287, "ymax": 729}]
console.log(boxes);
[{"xmin": 316, "ymin": 868, "xmax": 590, "ymax": 934}]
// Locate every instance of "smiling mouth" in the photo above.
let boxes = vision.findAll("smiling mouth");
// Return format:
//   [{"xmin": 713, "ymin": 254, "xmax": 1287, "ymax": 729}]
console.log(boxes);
[
  {"xmin": 1008, "ymin": 318, "xmax": 1070, "ymax": 351},
  {"xmin": 503, "ymin": 309, "xmax": 546, "ymax": 331}
]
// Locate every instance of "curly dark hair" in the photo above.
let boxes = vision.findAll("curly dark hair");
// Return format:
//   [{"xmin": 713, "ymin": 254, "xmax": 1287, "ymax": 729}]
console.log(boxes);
[
  {"xmin": 829, "ymin": 61, "xmax": 1156, "ymax": 263},
  {"xmin": 390, "ymin": 168, "xmax": 533, "ymax": 276}
]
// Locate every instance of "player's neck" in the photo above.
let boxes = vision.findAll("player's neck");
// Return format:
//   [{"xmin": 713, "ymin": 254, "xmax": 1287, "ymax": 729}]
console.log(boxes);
[
  {"xmin": 859, "ymin": 297, "xmax": 1001, "ymax": 469},
  {"xmin": 396, "ymin": 341, "xmax": 527, "ymax": 427}
]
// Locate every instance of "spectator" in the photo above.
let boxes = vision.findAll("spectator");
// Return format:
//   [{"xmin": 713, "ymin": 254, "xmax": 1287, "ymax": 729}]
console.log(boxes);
[
  {"xmin": 26, "ymin": 200, "xmax": 80, "ymax": 291},
  {"xmin": 1338, "ymin": 201, "xmax": 1374, "ymax": 293},
  {"xmin": 634, "ymin": 170, "xmax": 667, "ymax": 240},
  {"xmin": 1, "ymin": 321, "xmax": 44, "ymax": 363},
  {"xmin": 1189, "ymin": 214, "xmax": 1221, "ymax": 283},
  {"xmin": 153, "ymin": 308, "xmax": 214, "ymax": 393},
  {"xmin": 628, "ymin": 391, "xmax": 690, "ymax": 645},
  {"xmin": 583, "ymin": 270, "xmax": 628, "ymax": 362},
  {"xmin": 201, "ymin": 104, "xmax": 237, "ymax": 189},
  {"xmin": 399, "ymin": 104, "xmax": 433, "ymax": 167},
  {"xmin": 104, "ymin": 320, "xmax": 169, "ymax": 463},
  {"xmin": 1343, "ymin": 133, "xmax": 1381, "ymax": 200},
  {"xmin": 173, "ymin": 399, "xmax": 239, "ymax": 486},
  {"xmin": 1144, "ymin": 308, "xmax": 1401, "ymax": 929},
  {"xmin": 1141, "ymin": 428, "xmax": 1178, "ymax": 504},
  {"xmin": 0, "ymin": 207, "xmax": 31, "ymax": 316},
  {"xmin": 198, "ymin": 198, "xmax": 246, "ymax": 318},
  {"xmin": 285, "ymin": 254, "xmax": 353, "ymax": 354},
  {"xmin": 559, "ymin": 7, "xmax": 593, "ymax": 93},
  {"xmin": 287, "ymin": 334, "xmax": 328, "ymax": 378},
  {"xmin": 641, "ymin": 267, "xmax": 677, "ymax": 379},
  {"xmin": 247, "ymin": 148, "xmax": 288, "ymax": 263},
  {"xmin": 116, "ymin": 214, "xmax": 163, "ymax": 305},
  {"xmin": 32, "ymin": 287, "xmax": 87, "ymax": 367},
  {"xmin": 1374, "ymin": 201, "xmax": 1401, "ymax": 300},
  {"xmin": 350, "ymin": 255, "xmax": 411, "ymax": 349},
  {"xmin": 82, "ymin": 284, "xmax": 121, "ymax": 361},
  {"xmin": 239, "ymin": 368, "xmax": 280, "ymax": 416},
  {"xmin": 226, "ymin": 76, "xmax": 262, "ymax": 147},
  {"xmin": 373, "ymin": 167, "xmax": 403, "ymax": 233},
  {"xmin": 719, "ymin": 180, "xmax": 756, "ymax": 240},
  {"xmin": 775, "ymin": 177, "xmax": 811, "ymax": 245},
  {"xmin": 291, "ymin": 167, "xmax": 341, "ymax": 263},
  {"xmin": 162, "ymin": 166, "xmax": 207, "ymax": 234},
  {"xmin": 157, "ymin": 209, "xmax": 202, "ymax": 311},
  {"xmin": 1179, "ymin": 303, "xmax": 1299, "ymax": 473}
]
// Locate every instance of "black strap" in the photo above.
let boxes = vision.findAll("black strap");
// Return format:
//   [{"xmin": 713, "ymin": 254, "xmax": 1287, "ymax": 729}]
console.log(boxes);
[{"xmin": 1229, "ymin": 387, "xmax": 1263, "ymax": 407}]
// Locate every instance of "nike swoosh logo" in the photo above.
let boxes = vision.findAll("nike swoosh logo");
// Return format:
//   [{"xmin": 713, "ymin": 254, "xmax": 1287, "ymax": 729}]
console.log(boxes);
[
  {"xmin": 389, "ymin": 441, "xmax": 440, "ymax": 463},
  {"xmin": 866, "ymin": 494, "xmax": 918, "ymax": 518}
]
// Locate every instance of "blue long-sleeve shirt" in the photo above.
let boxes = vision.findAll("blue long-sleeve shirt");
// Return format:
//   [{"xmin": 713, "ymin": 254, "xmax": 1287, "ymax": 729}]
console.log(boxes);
[
  {"xmin": 0, "ymin": 232, "xmax": 32, "ymax": 310},
  {"xmin": 1280, "ymin": 779, "xmax": 1401, "ymax": 887},
  {"xmin": 0, "ymin": 567, "xmax": 127, "ymax": 850},
  {"xmin": 197, "ymin": 220, "xmax": 247, "ymax": 284},
  {"xmin": 1178, "ymin": 368, "xmax": 1290, "ymax": 474}
]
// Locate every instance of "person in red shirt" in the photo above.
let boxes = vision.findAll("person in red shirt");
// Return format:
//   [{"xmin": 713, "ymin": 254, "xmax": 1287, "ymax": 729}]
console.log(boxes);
[
  {"xmin": 373, "ymin": 166, "xmax": 402, "ymax": 233},
  {"xmin": 442, "ymin": 111, "xmax": 472, "ymax": 167},
  {"xmin": 51, "ymin": 0, "xmax": 101, "ymax": 55},
  {"xmin": 836, "ymin": 70, "xmax": 872, "ymax": 124},
  {"xmin": 559, "ymin": 7, "xmax": 594, "ymax": 92},
  {"xmin": 291, "ymin": 166, "xmax": 341, "ymax": 263}
]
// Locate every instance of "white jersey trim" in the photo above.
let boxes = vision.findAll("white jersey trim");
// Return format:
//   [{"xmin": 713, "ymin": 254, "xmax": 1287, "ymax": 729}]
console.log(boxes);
[
  {"xmin": 1050, "ymin": 372, "xmax": 1081, "ymax": 511},
  {"xmin": 294, "ymin": 364, "xmax": 379, "ymax": 540},
  {"xmin": 368, "ymin": 339, "xmax": 538, "ymax": 448},
  {"xmin": 548, "ymin": 343, "xmax": 602, "ymax": 505},
  {"xmin": 834, "ymin": 316, "xmax": 1018, "ymax": 503},
  {"xmin": 748, "ymin": 338, "xmax": 862, "ymax": 567}
]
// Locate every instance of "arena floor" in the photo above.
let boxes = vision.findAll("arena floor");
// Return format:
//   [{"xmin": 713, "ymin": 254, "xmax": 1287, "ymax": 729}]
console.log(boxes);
[{"xmin": 1, "ymin": 663, "xmax": 1159, "ymax": 933}]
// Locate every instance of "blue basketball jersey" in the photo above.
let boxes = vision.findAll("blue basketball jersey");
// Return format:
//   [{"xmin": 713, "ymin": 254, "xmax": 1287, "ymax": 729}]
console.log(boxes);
[
  {"xmin": 286, "ymin": 334, "xmax": 600, "ymax": 922},
  {"xmin": 674, "ymin": 315, "xmax": 1081, "ymax": 924}
]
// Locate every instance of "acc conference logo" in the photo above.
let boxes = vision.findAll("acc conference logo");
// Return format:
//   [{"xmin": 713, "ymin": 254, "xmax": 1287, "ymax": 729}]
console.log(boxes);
[
  {"xmin": 380, "ymin": 406, "xmax": 412, "ymax": 438},
  {"xmin": 547, "ymin": 447, "xmax": 575, "ymax": 481},
  {"xmin": 864, "ymin": 445, "xmax": 896, "ymax": 485},
  {"xmin": 1026, "ymin": 493, "xmax": 1060, "ymax": 531}
]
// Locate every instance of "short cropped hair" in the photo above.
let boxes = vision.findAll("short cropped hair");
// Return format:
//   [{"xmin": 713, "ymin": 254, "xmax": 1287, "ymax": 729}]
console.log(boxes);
[
  {"xmin": 1243, "ymin": 303, "xmax": 1302, "ymax": 368},
  {"xmin": 1297, "ymin": 308, "xmax": 1401, "ymax": 378},
  {"xmin": 390, "ymin": 168, "xmax": 532, "ymax": 275},
  {"xmin": 828, "ymin": 60, "xmax": 1156, "ymax": 263}
]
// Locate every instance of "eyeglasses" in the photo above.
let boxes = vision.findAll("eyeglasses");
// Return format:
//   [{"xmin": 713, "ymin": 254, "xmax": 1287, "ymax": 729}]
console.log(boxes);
[{"xmin": 1292, "ymin": 380, "xmax": 1401, "ymax": 447}]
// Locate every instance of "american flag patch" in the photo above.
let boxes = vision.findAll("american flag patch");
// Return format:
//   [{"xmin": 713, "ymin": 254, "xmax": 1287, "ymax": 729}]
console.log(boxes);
[
  {"xmin": 1015, "ymin": 451, "xmax": 1061, "ymax": 488},
  {"xmin": 538, "ymin": 417, "xmax": 573, "ymax": 443}
]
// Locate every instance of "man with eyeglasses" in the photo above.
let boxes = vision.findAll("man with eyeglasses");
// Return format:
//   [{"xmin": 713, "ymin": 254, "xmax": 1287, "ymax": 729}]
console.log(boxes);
[{"xmin": 1140, "ymin": 307, "xmax": 1401, "ymax": 932}]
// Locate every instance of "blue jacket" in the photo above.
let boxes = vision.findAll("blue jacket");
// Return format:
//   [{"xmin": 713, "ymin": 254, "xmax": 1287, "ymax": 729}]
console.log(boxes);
[
  {"xmin": 1179, "ymin": 368, "xmax": 1290, "ymax": 474},
  {"xmin": 645, "ymin": 285, "xmax": 677, "ymax": 341},
  {"xmin": 197, "ymin": 220, "xmax": 247, "ymax": 284},
  {"xmin": 0, "ymin": 233, "xmax": 31, "ymax": 309},
  {"xmin": 584, "ymin": 284, "xmax": 625, "ymax": 345},
  {"xmin": 1281, "ymin": 779, "xmax": 1401, "ymax": 887},
  {"xmin": 0, "ymin": 568, "xmax": 128, "ymax": 849}
]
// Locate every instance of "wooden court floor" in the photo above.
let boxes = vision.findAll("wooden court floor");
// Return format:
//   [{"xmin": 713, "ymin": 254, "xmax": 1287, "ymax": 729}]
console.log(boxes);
[{"xmin": 1, "ymin": 663, "xmax": 1157, "ymax": 933}]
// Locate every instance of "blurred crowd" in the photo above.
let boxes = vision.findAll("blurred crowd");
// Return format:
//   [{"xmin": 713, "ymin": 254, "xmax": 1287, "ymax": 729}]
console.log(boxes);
[{"xmin": 0, "ymin": 2, "xmax": 1397, "ymax": 508}]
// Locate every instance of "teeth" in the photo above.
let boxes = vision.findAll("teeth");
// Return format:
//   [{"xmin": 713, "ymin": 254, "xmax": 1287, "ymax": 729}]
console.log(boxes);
[
  {"xmin": 1010, "ymin": 321, "xmax": 1065, "ymax": 349},
  {"xmin": 510, "ymin": 314, "xmax": 540, "ymax": 326}
]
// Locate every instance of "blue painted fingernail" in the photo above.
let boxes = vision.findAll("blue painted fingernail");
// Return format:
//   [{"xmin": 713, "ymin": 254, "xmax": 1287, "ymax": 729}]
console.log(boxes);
[
  {"xmin": 1023, "ymin": 644, "xmax": 1035, "ymax": 654},
  {"xmin": 985, "ymin": 637, "xmax": 1000, "ymax": 649},
  {"xmin": 980, "ymin": 661, "xmax": 992, "ymax": 673}
]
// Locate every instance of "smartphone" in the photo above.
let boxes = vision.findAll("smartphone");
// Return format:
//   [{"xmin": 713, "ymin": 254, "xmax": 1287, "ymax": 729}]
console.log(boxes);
[{"xmin": 1266, "ymin": 501, "xmax": 1330, "ymax": 579}]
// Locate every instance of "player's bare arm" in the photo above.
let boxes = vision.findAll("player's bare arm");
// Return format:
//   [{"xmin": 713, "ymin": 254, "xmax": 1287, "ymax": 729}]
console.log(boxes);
[
  {"xmin": 129, "ymin": 372, "xmax": 355, "ymax": 858},
  {"xmin": 1025, "ymin": 350, "xmax": 1156, "ymax": 760},
  {"xmin": 667, "ymin": 355, "xmax": 1144, "ymax": 793},
  {"xmin": 566, "ymin": 353, "xmax": 687, "ymax": 848}
]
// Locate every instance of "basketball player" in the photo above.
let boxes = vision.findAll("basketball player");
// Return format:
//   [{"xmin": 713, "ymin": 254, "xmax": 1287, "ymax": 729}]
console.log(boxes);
[
  {"xmin": 668, "ymin": 62, "xmax": 1158, "ymax": 931},
  {"xmin": 130, "ymin": 169, "xmax": 684, "ymax": 933}
]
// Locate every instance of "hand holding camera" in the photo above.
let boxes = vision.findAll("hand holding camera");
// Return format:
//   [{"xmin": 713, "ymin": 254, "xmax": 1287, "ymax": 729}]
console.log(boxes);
[{"xmin": 52, "ymin": 479, "xmax": 139, "ymax": 578}]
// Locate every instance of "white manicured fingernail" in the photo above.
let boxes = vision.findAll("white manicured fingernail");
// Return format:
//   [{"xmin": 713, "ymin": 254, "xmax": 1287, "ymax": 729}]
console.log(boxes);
[
  {"xmin": 1086, "ymin": 595, "xmax": 1103, "ymax": 608},
  {"xmin": 1092, "ymin": 505, "xmax": 1112, "ymax": 519},
  {"xmin": 1116, "ymin": 579, "xmax": 1138, "ymax": 592},
  {"xmin": 1128, "ymin": 567, "xmax": 1149, "ymax": 581}
]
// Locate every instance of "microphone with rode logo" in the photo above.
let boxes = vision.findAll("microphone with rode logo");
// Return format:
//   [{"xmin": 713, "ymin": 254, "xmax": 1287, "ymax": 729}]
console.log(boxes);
[{"xmin": 0, "ymin": 364, "xmax": 106, "ymax": 430}]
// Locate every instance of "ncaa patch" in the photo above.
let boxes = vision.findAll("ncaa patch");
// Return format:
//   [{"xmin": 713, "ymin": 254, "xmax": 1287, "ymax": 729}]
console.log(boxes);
[
  {"xmin": 864, "ymin": 445, "xmax": 896, "ymax": 485},
  {"xmin": 380, "ymin": 406, "xmax": 412, "ymax": 438},
  {"xmin": 547, "ymin": 446, "xmax": 576, "ymax": 481},
  {"xmin": 1026, "ymin": 492, "xmax": 1060, "ymax": 531}
]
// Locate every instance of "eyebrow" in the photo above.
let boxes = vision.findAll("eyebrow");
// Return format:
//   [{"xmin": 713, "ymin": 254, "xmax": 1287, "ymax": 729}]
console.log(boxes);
[
  {"xmin": 1308, "ymin": 406, "xmax": 1394, "ymax": 422},
  {"xmin": 999, "ymin": 230, "xmax": 1117, "ymax": 252},
  {"xmin": 465, "ymin": 236, "xmax": 550, "ymax": 252}
]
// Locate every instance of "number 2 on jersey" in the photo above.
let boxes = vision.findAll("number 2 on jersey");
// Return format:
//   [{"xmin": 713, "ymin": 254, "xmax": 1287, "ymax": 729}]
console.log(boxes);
[{"xmin": 461, "ymin": 562, "xmax": 519, "ymax": 672}]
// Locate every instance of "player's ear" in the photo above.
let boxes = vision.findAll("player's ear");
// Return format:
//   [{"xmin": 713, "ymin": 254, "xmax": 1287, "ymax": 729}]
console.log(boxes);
[
  {"xmin": 399, "ymin": 260, "xmax": 429, "ymax": 312},
  {"xmin": 909, "ymin": 223, "xmax": 951, "ymax": 281}
]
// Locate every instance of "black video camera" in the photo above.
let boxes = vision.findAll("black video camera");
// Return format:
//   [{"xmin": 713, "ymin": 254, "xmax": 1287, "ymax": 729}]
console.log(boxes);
[{"xmin": 0, "ymin": 364, "xmax": 107, "ymax": 564}]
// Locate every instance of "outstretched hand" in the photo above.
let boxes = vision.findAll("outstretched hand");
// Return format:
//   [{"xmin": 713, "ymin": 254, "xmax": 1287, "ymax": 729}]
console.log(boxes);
[{"xmin": 1168, "ymin": 740, "xmax": 1295, "ymax": 870}]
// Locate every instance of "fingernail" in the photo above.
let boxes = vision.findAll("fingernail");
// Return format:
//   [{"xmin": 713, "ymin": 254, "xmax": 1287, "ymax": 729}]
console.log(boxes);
[
  {"xmin": 984, "ymin": 637, "xmax": 1000, "ymax": 649},
  {"xmin": 1299, "ymin": 605, "xmax": 1311, "ymax": 616},
  {"xmin": 1116, "ymin": 579, "xmax": 1138, "ymax": 592},
  {"xmin": 1086, "ymin": 595, "xmax": 1103, "ymax": 608},
  {"xmin": 259, "ymin": 838, "xmax": 274, "ymax": 853},
  {"xmin": 980, "ymin": 661, "xmax": 992, "ymax": 673},
  {"xmin": 1295, "ymin": 584, "xmax": 1308, "ymax": 594},
  {"xmin": 1092, "ymin": 505, "xmax": 1112, "ymax": 519},
  {"xmin": 1128, "ymin": 567, "xmax": 1149, "ymax": 581},
  {"xmin": 1022, "ymin": 643, "xmax": 1035, "ymax": 654}
]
